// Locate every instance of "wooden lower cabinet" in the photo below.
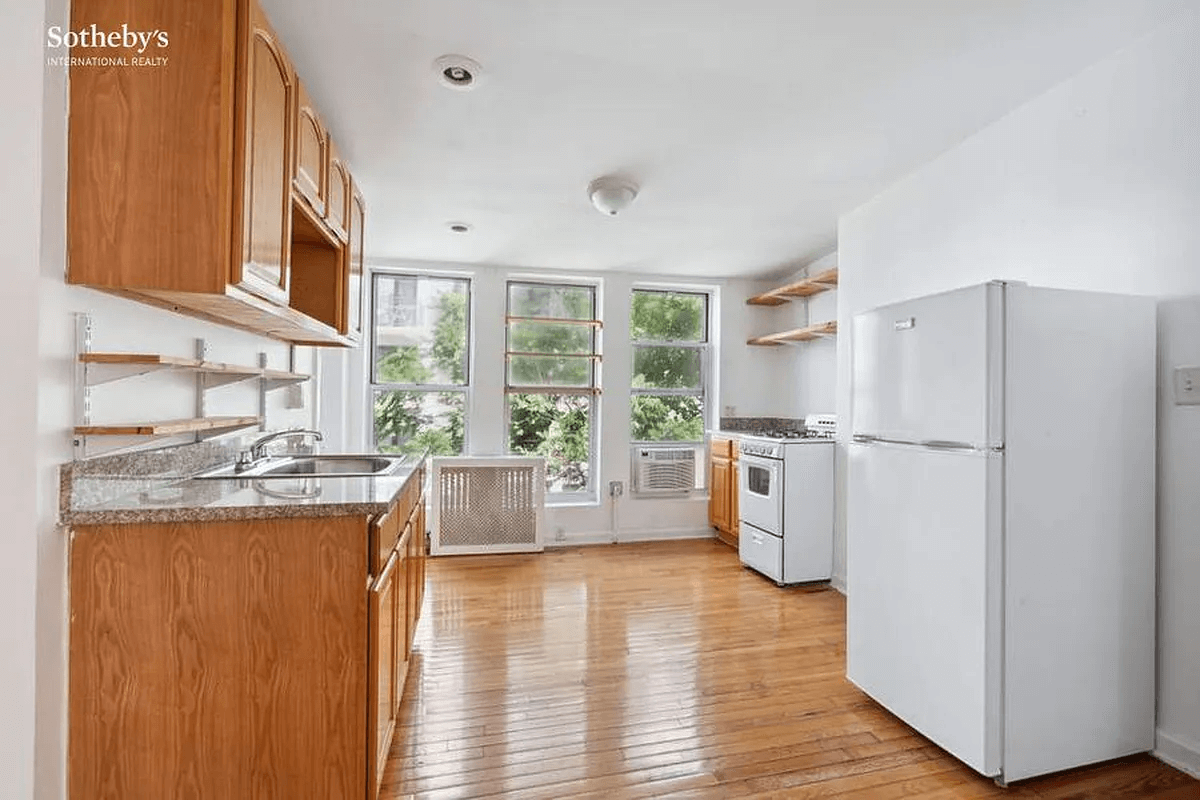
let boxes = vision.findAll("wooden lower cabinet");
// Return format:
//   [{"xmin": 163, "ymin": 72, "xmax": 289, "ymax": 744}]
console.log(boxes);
[
  {"xmin": 708, "ymin": 436, "xmax": 740, "ymax": 547},
  {"xmin": 68, "ymin": 475, "xmax": 427, "ymax": 800}
]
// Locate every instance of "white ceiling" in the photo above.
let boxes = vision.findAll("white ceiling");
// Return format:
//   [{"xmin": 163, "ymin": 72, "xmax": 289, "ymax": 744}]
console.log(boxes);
[{"xmin": 262, "ymin": 0, "xmax": 1187, "ymax": 279}]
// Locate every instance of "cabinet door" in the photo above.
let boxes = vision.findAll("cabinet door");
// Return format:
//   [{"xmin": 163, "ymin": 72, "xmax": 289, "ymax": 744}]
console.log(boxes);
[
  {"xmin": 236, "ymin": 0, "xmax": 293, "ymax": 304},
  {"xmin": 326, "ymin": 138, "xmax": 350, "ymax": 242},
  {"xmin": 367, "ymin": 551, "xmax": 399, "ymax": 800},
  {"xmin": 709, "ymin": 457, "xmax": 730, "ymax": 533},
  {"xmin": 293, "ymin": 81, "xmax": 327, "ymax": 216},
  {"xmin": 342, "ymin": 184, "xmax": 366, "ymax": 339},
  {"xmin": 728, "ymin": 461, "xmax": 740, "ymax": 544}
]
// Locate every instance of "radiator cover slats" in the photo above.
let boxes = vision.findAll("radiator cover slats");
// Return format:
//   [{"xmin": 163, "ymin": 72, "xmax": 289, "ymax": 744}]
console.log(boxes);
[{"xmin": 431, "ymin": 457, "xmax": 546, "ymax": 555}]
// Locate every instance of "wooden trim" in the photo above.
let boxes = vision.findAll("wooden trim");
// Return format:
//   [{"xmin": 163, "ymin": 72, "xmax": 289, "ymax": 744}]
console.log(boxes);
[
  {"xmin": 503, "ymin": 387, "xmax": 602, "ymax": 396},
  {"xmin": 505, "ymin": 352, "xmax": 603, "ymax": 360},
  {"xmin": 746, "ymin": 267, "xmax": 839, "ymax": 306},
  {"xmin": 747, "ymin": 320, "xmax": 838, "ymax": 347},
  {"xmin": 505, "ymin": 316, "xmax": 603, "ymax": 328},
  {"xmin": 74, "ymin": 416, "xmax": 261, "ymax": 437}
]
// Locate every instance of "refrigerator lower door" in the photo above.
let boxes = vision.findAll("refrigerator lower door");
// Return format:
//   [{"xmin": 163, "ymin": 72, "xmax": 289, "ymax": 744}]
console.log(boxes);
[{"xmin": 847, "ymin": 441, "xmax": 1002, "ymax": 777}]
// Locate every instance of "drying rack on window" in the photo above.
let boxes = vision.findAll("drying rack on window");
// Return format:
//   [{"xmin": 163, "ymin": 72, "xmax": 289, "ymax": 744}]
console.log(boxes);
[{"xmin": 72, "ymin": 313, "xmax": 310, "ymax": 459}]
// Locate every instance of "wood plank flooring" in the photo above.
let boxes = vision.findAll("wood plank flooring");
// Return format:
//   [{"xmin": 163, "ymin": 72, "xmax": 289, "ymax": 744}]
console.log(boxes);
[{"xmin": 383, "ymin": 539, "xmax": 1198, "ymax": 799}]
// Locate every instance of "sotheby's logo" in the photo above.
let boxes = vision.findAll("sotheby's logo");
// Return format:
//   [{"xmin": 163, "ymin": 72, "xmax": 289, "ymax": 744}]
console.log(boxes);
[{"xmin": 45, "ymin": 24, "xmax": 170, "ymax": 68}]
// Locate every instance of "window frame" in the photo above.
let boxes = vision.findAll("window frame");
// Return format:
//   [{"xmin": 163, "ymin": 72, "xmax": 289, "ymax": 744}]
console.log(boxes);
[
  {"xmin": 629, "ymin": 287, "xmax": 712, "ymax": 445},
  {"xmin": 367, "ymin": 270, "xmax": 473, "ymax": 456},
  {"xmin": 503, "ymin": 278, "xmax": 602, "ymax": 504}
]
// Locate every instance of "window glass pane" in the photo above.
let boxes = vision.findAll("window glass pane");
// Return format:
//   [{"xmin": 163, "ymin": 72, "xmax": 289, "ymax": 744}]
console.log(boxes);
[
  {"xmin": 373, "ymin": 389, "xmax": 465, "ymax": 456},
  {"xmin": 632, "ymin": 345, "xmax": 702, "ymax": 390},
  {"xmin": 507, "ymin": 321, "xmax": 593, "ymax": 355},
  {"xmin": 373, "ymin": 275, "xmax": 469, "ymax": 385},
  {"xmin": 631, "ymin": 395, "xmax": 705, "ymax": 442},
  {"xmin": 507, "ymin": 394, "xmax": 592, "ymax": 493},
  {"xmin": 508, "ymin": 283, "xmax": 594, "ymax": 320},
  {"xmin": 508, "ymin": 355, "xmax": 593, "ymax": 388},
  {"xmin": 630, "ymin": 290, "xmax": 706, "ymax": 342}
]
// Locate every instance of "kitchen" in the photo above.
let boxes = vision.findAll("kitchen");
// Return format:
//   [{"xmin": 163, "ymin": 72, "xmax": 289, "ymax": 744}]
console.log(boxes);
[{"xmin": 5, "ymin": 0, "xmax": 1200, "ymax": 798}]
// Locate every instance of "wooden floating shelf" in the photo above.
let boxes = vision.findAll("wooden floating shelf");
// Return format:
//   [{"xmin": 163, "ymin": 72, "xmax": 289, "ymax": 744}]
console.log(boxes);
[
  {"xmin": 74, "ymin": 416, "xmax": 262, "ymax": 437},
  {"xmin": 80, "ymin": 352, "xmax": 310, "ymax": 384},
  {"xmin": 747, "ymin": 267, "xmax": 839, "ymax": 306},
  {"xmin": 747, "ymin": 320, "xmax": 838, "ymax": 347}
]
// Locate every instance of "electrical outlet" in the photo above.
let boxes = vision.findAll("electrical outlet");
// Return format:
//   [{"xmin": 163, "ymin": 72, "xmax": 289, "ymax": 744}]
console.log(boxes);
[
  {"xmin": 554, "ymin": 526, "xmax": 566, "ymax": 542},
  {"xmin": 285, "ymin": 383, "xmax": 304, "ymax": 409},
  {"xmin": 608, "ymin": 481, "xmax": 624, "ymax": 498},
  {"xmin": 723, "ymin": 405, "xmax": 737, "ymax": 417},
  {"xmin": 1176, "ymin": 366, "xmax": 1200, "ymax": 405}
]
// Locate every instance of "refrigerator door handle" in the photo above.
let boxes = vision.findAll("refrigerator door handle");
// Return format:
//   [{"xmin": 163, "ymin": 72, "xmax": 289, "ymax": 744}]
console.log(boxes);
[{"xmin": 920, "ymin": 439, "xmax": 981, "ymax": 452}]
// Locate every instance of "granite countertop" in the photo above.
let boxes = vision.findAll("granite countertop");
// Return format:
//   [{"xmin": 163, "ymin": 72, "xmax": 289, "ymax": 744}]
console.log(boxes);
[{"xmin": 61, "ymin": 441, "xmax": 425, "ymax": 526}]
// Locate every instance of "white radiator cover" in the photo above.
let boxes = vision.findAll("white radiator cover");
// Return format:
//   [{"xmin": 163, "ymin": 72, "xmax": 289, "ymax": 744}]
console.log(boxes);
[{"xmin": 430, "ymin": 456, "xmax": 546, "ymax": 555}]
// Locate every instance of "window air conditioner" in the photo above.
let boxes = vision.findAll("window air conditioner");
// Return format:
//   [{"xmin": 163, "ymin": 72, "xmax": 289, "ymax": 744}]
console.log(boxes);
[{"xmin": 631, "ymin": 446, "xmax": 697, "ymax": 496}]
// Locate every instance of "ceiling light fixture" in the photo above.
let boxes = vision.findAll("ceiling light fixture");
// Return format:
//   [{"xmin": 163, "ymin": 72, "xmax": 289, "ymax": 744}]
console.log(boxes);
[
  {"xmin": 587, "ymin": 176, "xmax": 638, "ymax": 216},
  {"xmin": 433, "ymin": 54, "xmax": 483, "ymax": 91}
]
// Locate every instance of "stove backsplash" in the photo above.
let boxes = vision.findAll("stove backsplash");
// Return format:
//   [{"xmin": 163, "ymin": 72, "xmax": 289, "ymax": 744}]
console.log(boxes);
[{"xmin": 719, "ymin": 417, "xmax": 807, "ymax": 435}]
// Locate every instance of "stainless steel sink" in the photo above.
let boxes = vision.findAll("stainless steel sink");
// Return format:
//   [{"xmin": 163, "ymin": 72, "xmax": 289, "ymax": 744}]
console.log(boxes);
[{"xmin": 194, "ymin": 454, "xmax": 408, "ymax": 480}]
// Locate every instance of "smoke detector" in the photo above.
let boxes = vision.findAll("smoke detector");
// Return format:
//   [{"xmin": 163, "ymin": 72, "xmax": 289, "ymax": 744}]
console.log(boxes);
[
  {"xmin": 434, "ymin": 55, "xmax": 483, "ymax": 90},
  {"xmin": 587, "ymin": 176, "xmax": 638, "ymax": 216}
]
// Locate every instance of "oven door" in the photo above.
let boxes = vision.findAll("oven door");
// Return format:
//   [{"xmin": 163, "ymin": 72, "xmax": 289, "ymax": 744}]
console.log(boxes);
[{"xmin": 739, "ymin": 453, "xmax": 782, "ymax": 535}]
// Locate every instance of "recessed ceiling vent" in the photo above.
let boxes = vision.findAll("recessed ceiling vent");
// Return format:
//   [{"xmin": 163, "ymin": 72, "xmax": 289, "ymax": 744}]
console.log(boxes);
[{"xmin": 434, "ymin": 55, "xmax": 483, "ymax": 91}]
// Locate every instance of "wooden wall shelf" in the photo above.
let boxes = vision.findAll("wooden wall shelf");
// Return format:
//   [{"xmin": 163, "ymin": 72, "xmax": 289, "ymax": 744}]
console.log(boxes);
[
  {"xmin": 74, "ymin": 416, "xmax": 262, "ymax": 437},
  {"xmin": 747, "ymin": 320, "xmax": 838, "ymax": 347},
  {"xmin": 747, "ymin": 267, "xmax": 839, "ymax": 306},
  {"xmin": 80, "ymin": 352, "xmax": 310, "ymax": 386}
]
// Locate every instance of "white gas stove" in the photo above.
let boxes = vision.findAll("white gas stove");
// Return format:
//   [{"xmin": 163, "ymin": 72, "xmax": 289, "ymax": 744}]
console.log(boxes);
[{"xmin": 738, "ymin": 414, "xmax": 836, "ymax": 585}]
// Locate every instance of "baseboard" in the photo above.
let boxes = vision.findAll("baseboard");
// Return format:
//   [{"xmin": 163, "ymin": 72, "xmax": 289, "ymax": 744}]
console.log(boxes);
[
  {"xmin": 830, "ymin": 573, "xmax": 847, "ymax": 596},
  {"xmin": 546, "ymin": 527, "xmax": 716, "ymax": 548},
  {"xmin": 1155, "ymin": 729, "xmax": 1200, "ymax": 778}
]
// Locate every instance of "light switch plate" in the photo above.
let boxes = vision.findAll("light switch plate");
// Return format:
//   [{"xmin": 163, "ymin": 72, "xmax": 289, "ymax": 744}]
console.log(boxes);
[{"xmin": 1175, "ymin": 366, "xmax": 1200, "ymax": 405}]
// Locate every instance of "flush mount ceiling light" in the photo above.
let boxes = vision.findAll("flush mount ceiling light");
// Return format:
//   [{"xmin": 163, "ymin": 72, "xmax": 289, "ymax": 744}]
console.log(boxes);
[
  {"xmin": 587, "ymin": 176, "xmax": 639, "ymax": 216},
  {"xmin": 447, "ymin": 221, "xmax": 472, "ymax": 234},
  {"xmin": 433, "ymin": 54, "xmax": 483, "ymax": 91}
]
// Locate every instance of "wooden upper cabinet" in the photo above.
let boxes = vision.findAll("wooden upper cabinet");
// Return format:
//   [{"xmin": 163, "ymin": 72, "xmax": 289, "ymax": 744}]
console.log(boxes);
[
  {"xmin": 343, "ymin": 183, "xmax": 367, "ymax": 341},
  {"xmin": 65, "ymin": 0, "xmax": 360, "ymax": 347},
  {"xmin": 326, "ymin": 138, "xmax": 351, "ymax": 242},
  {"xmin": 235, "ymin": 1, "xmax": 295, "ymax": 304},
  {"xmin": 293, "ymin": 82, "xmax": 327, "ymax": 217}
]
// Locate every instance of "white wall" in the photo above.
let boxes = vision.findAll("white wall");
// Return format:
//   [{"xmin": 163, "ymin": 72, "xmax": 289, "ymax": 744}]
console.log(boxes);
[
  {"xmin": 31, "ymin": 9, "xmax": 319, "ymax": 796},
  {"xmin": 836, "ymin": 7, "xmax": 1200, "ymax": 773},
  {"xmin": 2, "ymin": 0, "xmax": 47, "ymax": 796},
  {"xmin": 1156, "ymin": 298, "xmax": 1200, "ymax": 777}
]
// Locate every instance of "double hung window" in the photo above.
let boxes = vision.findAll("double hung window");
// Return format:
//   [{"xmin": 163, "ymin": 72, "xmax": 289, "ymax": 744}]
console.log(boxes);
[
  {"xmin": 629, "ymin": 289, "xmax": 709, "ymax": 443},
  {"xmin": 369, "ymin": 273, "xmax": 470, "ymax": 456},
  {"xmin": 505, "ymin": 281, "xmax": 601, "ymax": 499}
]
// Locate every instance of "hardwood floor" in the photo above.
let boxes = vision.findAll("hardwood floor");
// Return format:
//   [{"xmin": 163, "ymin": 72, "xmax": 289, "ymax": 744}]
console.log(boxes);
[{"xmin": 383, "ymin": 539, "xmax": 1198, "ymax": 799}]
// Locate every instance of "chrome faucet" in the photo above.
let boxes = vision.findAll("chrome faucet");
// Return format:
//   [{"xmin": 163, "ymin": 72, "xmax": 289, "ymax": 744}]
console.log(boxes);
[{"xmin": 236, "ymin": 429, "xmax": 324, "ymax": 471}]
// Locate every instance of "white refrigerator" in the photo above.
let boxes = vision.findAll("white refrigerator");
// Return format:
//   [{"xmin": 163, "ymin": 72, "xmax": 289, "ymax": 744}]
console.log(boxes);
[{"xmin": 846, "ymin": 281, "xmax": 1157, "ymax": 784}]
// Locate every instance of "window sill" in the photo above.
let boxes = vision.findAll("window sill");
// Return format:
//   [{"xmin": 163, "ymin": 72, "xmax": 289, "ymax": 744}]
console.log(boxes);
[{"xmin": 545, "ymin": 496, "xmax": 600, "ymax": 509}]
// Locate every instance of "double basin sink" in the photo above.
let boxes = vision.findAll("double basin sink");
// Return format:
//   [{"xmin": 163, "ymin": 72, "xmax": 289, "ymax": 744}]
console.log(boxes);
[{"xmin": 194, "ymin": 454, "xmax": 408, "ymax": 480}]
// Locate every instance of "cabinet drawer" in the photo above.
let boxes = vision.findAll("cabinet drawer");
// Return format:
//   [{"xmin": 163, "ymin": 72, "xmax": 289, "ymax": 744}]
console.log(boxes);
[
  {"xmin": 739, "ymin": 522, "xmax": 783, "ymax": 584},
  {"xmin": 370, "ymin": 504, "xmax": 402, "ymax": 575}
]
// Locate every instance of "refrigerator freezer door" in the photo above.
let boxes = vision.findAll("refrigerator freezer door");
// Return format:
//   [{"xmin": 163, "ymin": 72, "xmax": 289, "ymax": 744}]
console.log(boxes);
[
  {"xmin": 851, "ymin": 283, "xmax": 1002, "ymax": 447},
  {"xmin": 846, "ymin": 441, "xmax": 1002, "ymax": 777}
]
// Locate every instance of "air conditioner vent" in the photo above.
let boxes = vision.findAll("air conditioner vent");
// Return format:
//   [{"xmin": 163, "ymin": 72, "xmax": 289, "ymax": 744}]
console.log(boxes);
[{"xmin": 632, "ymin": 447, "xmax": 697, "ymax": 495}]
